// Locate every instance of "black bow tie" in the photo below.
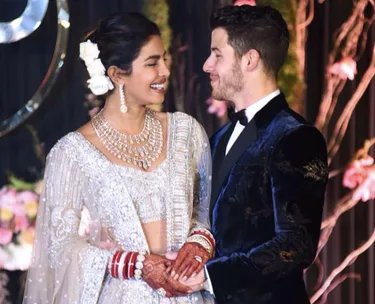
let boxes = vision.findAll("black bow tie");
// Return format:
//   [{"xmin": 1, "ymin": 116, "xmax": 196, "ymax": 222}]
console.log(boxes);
[{"xmin": 227, "ymin": 107, "xmax": 248, "ymax": 126}]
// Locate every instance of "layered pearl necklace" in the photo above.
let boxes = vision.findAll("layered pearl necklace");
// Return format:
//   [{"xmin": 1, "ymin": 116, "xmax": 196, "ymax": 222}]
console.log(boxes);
[{"xmin": 92, "ymin": 108, "xmax": 163, "ymax": 169}]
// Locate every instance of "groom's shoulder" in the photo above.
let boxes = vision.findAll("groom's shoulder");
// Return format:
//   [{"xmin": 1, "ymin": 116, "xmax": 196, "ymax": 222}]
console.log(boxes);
[
  {"xmin": 269, "ymin": 107, "xmax": 326, "ymax": 147},
  {"xmin": 271, "ymin": 105, "xmax": 311, "ymax": 133}
]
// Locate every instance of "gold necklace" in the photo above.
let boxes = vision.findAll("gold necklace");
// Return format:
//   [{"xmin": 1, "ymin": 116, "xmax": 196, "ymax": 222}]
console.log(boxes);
[{"xmin": 92, "ymin": 108, "xmax": 163, "ymax": 169}]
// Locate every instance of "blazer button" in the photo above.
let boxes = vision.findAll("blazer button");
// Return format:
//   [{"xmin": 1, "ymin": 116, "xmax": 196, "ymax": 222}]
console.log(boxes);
[{"xmin": 228, "ymin": 197, "xmax": 236, "ymax": 203}]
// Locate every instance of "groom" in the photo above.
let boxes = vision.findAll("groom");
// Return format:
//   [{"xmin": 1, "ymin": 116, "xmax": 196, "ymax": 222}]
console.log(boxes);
[{"xmin": 202, "ymin": 5, "xmax": 328, "ymax": 304}]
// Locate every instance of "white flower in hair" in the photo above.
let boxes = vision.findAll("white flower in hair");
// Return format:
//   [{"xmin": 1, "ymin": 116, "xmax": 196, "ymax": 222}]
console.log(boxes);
[
  {"xmin": 79, "ymin": 39, "xmax": 114, "ymax": 95},
  {"xmin": 88, "ymin": 75, "xmax": 114, "ymax": 96},
  {"xmin": 87, "ymin": 58, "xmax": 106, "ymax": 76},
  {"xmin": 79, "ymin": 39, "xmax": 100, "ymax": 63}
]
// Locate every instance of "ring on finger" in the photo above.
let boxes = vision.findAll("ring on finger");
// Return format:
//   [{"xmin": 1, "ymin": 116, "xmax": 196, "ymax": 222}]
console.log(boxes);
[
  {"xmin": 194, "ymin": 255, "xmax": 203, "ymax": 263},
  {"xmin": 156, "ymin": 287, "xmax": 166, "ymax": 297}
]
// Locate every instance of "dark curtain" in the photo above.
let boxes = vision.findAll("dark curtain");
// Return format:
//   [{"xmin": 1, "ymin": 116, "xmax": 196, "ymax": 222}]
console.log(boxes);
[
  {"xmin": 305, "ymin": 1, "xmax": 375, "ymax": 304},
  {"xmin": 0, "ymin": 0, "xmax": 142, "ymax": 187},
  {"xmin": 165, "ymin": 0, "xmax": 231, "ymax": 135},
  {"xmin": 1, "ymin": 1, "xmax": 375, "ymax": 304}
]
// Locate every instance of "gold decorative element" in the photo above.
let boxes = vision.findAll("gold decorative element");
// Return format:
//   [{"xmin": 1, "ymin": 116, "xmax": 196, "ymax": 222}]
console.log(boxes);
[
  {"xmin": 303, "ymin": 158, "xmax": 328, "ymax": 182},
  {"xmin": 279, "ymin": 250, "xmax": 296, "ymax": 262},
  {"xmin": 186, "ymin": 234, "xmax": 213, "ymax": 258}
]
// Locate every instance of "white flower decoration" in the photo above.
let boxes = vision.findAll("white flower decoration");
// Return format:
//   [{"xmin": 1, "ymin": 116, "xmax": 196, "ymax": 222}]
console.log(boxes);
[
  {"xmin": 88, "ymin": 75, "xmax": 114, "ymax": 95},
  {"xmin": 79, "ymin": 39, "xmax": 114, "ymax": 95},
  {"xmin": 87, "ymin": 58, "xmax": 106, "ymax": 77},
  {"xmin": 79, "ymin": 39, "xmax": 100, "ymax": 63}
]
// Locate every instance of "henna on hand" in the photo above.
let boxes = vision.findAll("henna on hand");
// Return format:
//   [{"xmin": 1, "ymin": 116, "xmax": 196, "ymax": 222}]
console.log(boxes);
[
  {"xmin": 142, "ymin": 254, "xmax": 192, "ymax": 297},
  {"xmin": 171, "ymin": 242, "xmax": 210, "ymax": 280}
]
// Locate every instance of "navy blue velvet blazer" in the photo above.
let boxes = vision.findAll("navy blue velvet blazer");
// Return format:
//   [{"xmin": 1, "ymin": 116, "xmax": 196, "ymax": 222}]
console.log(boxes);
[{"xmin": 207, "ymin": 93, "xmax": 328, "ymax": 304}]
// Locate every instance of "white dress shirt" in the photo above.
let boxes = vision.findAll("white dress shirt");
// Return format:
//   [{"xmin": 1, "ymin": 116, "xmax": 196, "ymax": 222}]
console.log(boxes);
[{"xmin": 225, "ymin": 89, "xmax": 280, "ymax": 155}]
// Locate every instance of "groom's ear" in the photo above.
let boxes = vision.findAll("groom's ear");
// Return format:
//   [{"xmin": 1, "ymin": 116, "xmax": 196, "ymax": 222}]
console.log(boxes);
[{"xmin": 243, "ymin": 49, "xmax": 260, "ymax": 72}]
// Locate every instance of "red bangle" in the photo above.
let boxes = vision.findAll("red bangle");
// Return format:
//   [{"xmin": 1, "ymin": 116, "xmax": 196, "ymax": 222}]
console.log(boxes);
[
  {"xmin": 128, "ymin": 252, "xmax": 138, "ymax": 279},
  {"xmin": 114, "ymin": 251, "xmax": 123, "ymax": 278},
  {"xmin": 111, "ymin": 251, "xmax": 121, "ymax": 278},
  {"xmin": 122, "ymin": 252, "xmax": 132, "ymax": 280},
  {"xmin": 191, "ymin": 231, "xmax": 216, "ymax": 252}
]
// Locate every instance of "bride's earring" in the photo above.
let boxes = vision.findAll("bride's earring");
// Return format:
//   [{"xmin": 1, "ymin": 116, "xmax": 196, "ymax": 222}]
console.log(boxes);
[{"xmin": 119, "ymin": 84, "xmax": 127, "ymax": 113}]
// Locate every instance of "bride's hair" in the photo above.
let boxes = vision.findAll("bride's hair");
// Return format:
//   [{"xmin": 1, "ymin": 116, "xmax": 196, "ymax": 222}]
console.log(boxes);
[{"xmin": 84, "ymin": 12, "xmax": 161, "ymax": 76}]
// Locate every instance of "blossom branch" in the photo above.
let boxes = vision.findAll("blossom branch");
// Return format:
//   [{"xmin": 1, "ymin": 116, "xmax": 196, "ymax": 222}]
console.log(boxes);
[
  {"xmin": 327, "ymin": 48, "xmax": 375, "ymax": 163},
  {"xmin": 315, "ymin": 0, "xmax": 375, "ymax": 133},
  {"xmin": 315, "ymin": 273, "xmax": 361, "ymax": 304},
  {"xmin": 320, "ymin": 193, "xmax": 358, "ymax": 231},
  {"xmin": 312, "ymin": 256, "xmax": 325, "ymax": 291},
  {"xmin": 295, "ymin": 0, "xmax": 315, "ymax": 81},
  {"xmin": 329, "ymin": 168, "xmax": 344, "ymax": 179},
  {"xmin": 317, "ymin": 193, "xmax": 360, "ymax": 258},
  {"xmin": 310, "ymin": 229, "xmax": 375, "ymax": 303}
]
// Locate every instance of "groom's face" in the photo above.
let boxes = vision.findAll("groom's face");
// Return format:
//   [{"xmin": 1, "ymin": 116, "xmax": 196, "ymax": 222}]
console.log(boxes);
[{"xmin": 203, "ymin": 28, "xmax": 244, "ymax": 101}]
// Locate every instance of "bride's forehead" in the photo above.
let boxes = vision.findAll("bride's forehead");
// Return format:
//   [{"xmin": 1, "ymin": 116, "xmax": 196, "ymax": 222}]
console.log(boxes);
[{"xmin": 137, "ymin": 36, "xmax": 165, "ymax": 57}]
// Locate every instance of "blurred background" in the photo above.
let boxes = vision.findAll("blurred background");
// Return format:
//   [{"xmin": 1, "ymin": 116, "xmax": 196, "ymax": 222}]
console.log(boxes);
[{"xmin": 1, "ymin": 0, "xmax": 375, "ymax": 303}]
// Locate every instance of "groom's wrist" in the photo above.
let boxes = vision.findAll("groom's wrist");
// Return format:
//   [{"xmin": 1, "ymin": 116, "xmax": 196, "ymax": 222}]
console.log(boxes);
[{"xmin": 203, "ymin": 265, "xmax": 215, "ymax": 296}]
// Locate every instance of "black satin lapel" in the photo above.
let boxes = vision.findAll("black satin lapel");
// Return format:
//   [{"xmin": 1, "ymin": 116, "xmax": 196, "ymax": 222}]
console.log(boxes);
[
  {"xmin": 210, "ymin": 123, "xmax": 235, "ymax": 215},
  {"xmin": 213, "ymin": 119, "xmax": 257, "ymax": 205}
]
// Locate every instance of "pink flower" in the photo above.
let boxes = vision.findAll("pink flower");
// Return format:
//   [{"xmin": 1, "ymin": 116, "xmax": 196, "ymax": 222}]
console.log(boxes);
[
  {"xmin": 0, "ymin": 187, "xmax": 17, "ymax": 206},
  {"xmin": 206, "ymin": 97, "xmax": 229, "ymax": 118},
  {"xmin": 343, "ymin": 155, "xmax": 375, "ymax": 202},
  {"xmin": 89, "ymin": 106, "xmax": 100, "ymax": 118},
  {"xmin": 329, "ymin": 57, "xmax": 357, "ymax": 80},
  {"xmin": 0, "ymin": 228, "xmax": 13, "ymax": 245},
  {"xmin": 234, "ymin": 0, "xmax": 257, "ymax": 6},
  {"xmin": 17, "ymin": 190, "xmax": 38, "ymax": 205},
  {"xmin": 13, "ymin": 214, "xmax": 29, "ymax": 232},
  {"xmin": 353, "ymin": 171, "xmax": 375, "ymax": 202}
]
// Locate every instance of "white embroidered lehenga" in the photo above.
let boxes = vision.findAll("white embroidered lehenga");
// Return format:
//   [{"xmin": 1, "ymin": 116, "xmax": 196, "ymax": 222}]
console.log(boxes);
[{"xmin": 23, "ymin": 112, "xmax": 214, "ymax": 304}]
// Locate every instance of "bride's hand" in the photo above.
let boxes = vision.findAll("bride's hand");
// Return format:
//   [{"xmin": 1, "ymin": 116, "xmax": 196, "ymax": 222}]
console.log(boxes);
[
  {"xmin": 169, "ymin": 242, "xmax": 210, "ymax": 280},
  {"xmin": 142, "ymin": 254, "xmax": 192, "ymax": 297}
]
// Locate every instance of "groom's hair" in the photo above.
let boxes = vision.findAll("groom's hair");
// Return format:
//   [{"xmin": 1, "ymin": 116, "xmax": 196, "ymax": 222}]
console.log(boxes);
[{"xmin": 210, "ymin": 5, "xmax": 289, "ymax": 78}]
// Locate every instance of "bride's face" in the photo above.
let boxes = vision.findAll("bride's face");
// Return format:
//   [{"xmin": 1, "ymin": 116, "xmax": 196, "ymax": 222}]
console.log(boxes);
[{"xmin": 123, "ymin": 35, "xmax": 170, "ymax": 107}]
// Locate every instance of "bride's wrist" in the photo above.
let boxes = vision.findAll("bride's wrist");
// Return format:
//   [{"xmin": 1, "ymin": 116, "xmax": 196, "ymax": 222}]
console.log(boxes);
[{"xmin": 108, "ymin": 250, "xmax": 145, "ymax": 280}]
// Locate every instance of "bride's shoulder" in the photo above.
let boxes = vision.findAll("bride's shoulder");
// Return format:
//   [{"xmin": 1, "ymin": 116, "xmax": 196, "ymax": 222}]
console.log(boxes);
[
  {"xmin": 168, "ymin": 112, "xmax": 207, "ymax": 138},
  {"xmin": 168, "ymin": 111, "xmax": 201, "ymax": 126},
  {"xmin": 48, "ymin": 123, "xmax": 92, "ymax": 159}
]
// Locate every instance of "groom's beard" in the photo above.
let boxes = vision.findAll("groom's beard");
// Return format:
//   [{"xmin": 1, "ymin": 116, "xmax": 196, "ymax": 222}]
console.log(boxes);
[{"xmin": 212, "ymin": 60, "xmax": 244, "ymax": 101}]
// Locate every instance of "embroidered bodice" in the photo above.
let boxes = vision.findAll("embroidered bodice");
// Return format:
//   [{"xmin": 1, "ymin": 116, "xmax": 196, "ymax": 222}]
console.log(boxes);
[{"xmin": 119, "ymin": 160, "xmax": 168, "ymax": 223}]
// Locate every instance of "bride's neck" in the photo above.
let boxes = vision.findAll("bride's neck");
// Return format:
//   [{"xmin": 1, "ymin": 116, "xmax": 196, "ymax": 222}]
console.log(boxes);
[{"xmin": 101, "ymin": 97, "xmax": 147, "ymax": 134}]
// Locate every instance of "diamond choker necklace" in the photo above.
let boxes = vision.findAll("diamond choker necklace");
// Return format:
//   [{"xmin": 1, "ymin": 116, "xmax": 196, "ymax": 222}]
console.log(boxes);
[{"xmin": 91, "ymin": 108, "xmax": 163, "ymax": 169}]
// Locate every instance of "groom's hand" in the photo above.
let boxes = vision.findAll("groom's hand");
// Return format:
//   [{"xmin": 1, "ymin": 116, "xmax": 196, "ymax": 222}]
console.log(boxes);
[
  {"xmin": 170, "ymin": 243, "xmax": 210, "ymax": 280},
  {"xmin": 179, "ymin": 269, "xmax": 206, "ymax": 292},
  {"xmin": 142, "ymin": 254, "xmax": 192, "ymax": 297}
]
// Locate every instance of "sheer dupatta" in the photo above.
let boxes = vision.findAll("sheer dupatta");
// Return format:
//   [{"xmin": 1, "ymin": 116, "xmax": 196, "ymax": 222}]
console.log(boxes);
[{"xmin": 23, "ymin": 141, "xmax": 115, "ymax": 304}]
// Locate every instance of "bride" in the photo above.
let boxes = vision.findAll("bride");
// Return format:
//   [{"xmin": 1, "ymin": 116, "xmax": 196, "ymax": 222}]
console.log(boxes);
[{"xmin": 23, "ymin": 12, "xmax": 215, "ymax": 304}]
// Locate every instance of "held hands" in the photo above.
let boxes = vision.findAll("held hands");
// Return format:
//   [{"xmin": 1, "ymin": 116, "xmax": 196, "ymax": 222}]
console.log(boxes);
[
  {"xmin": 141, "ymin": 254, "xmax": 192, "ymax": 297},
  {"xmin": 142, "ymin": 241, "xmax": 210, "ymax": 298},
  {"xmin": 166, "ymin": 251, "xmax": 206, "ymax": 292},
  {"xmin": 169, "ymin": 242, "xmax": 210, "ymax": 280}
]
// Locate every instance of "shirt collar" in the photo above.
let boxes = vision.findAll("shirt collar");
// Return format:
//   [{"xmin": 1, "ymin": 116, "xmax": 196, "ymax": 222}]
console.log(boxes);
[{"xmin": 242, "ymin": 89, "xmax": 280, "ymax": 123}]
